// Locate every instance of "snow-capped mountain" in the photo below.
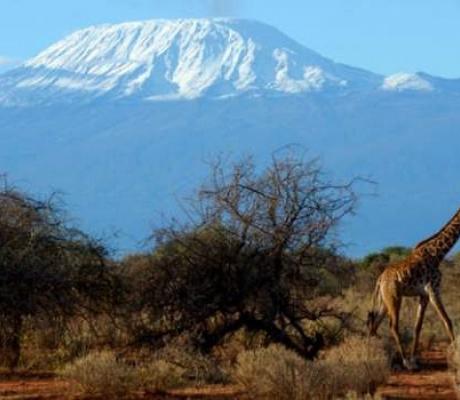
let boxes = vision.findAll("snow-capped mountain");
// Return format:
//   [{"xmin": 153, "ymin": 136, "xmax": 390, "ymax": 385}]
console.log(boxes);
[
  {"xmin": 2, "ymin": 18, "xmax": 383, "ymax": 105},
  {"xmin": 2, "ymin": 18, "xmax": 459, "ymax": 107},
  {"xmin": 0, "ymin": 18, "xmax": 460, "ymax": 256}
]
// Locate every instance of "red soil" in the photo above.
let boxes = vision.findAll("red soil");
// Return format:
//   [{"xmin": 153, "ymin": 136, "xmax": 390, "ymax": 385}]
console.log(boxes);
[
  {"xmin": 0, "ymin": 375, "xmax": 242, "ymax": 400},
  {"xmin": 378, "ymin": 343, "xmax": 458, "ymax": 400}
]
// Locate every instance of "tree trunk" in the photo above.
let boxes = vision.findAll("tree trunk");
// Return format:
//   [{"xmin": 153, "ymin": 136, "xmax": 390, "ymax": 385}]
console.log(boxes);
[{"xmin": 243, "ymin": 315, "xmax": 323, "ymax": 359}]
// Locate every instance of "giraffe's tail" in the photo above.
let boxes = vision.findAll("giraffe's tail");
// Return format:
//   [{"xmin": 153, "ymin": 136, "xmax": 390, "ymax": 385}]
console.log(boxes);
[
  {"xmin": 371, "ymin": 275, "xmax": 382, "ymax": 311},
  {"xmin": 367, "ymin": 275, "xmax": 382, "ymax": 335}
]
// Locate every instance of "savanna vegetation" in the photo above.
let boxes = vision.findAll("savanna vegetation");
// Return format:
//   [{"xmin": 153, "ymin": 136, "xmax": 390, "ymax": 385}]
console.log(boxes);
[{"xmin": 0, "ymin": 151, "xmax": 459, "ymax": 399}]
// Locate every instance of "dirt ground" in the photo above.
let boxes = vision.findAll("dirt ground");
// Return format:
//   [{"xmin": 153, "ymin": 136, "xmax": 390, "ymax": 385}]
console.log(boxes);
[
  {"xmin": 0, "ymin": 371, "xmax": 71, "ymax": 400},
  {"xmin": 0, "ymin": 343, "xmax": 457, "ymax": 400},
  {"xmin": 377, "ymin": 343, "xmax": 457, "ymax": 400},
  {"xmin": 0, "ymin": 375, "xmax": 243, "ymax": 400}
]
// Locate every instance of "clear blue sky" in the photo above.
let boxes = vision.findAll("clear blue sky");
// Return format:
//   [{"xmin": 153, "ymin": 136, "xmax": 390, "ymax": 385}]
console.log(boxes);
[{"xmin": 1, "ymin": 0, "xmax": 459, "ymax": 77}]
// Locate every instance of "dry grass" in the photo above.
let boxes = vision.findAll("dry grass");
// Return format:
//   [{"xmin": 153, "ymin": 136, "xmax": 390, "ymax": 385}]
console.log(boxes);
[
  {"xmin": 232, "ymin": 336, "xmax": 389, "ymax": 400},
  {"xmin": 60, "ymin": 351, "xmax": 138, "ymax": 396},
  {"xmin": 138, "ymin": 358, "xmax": 187, "ymax": 392},
  {"xmin": 233, "ymin": 344, "xmax": 321, "ymax": 400},
  {"xmin": 343, "ymin": 392, "xmax": 383, "ymax": 400},
  {"xmin": 447, "ymin": 336, "xmax": 460, "ymax": 395},
  {"xmin": 153, "ymin": 343, "xmax": 228, "ymax": 385},
  {"xmin": 322, "ymin": 336, "xmax": 390, "ymax": 396},
  {"xmin": 61, "ymin": 344, "xmax": 228, "ymax": 397},
  {"xmin": 138, "ymin": 344, "xmax": 227, "ymax": 392}
]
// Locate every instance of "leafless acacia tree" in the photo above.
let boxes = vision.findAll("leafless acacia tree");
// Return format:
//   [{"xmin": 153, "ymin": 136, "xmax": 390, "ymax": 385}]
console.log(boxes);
[{"xmin": 138, "ymin": 150, "xmax": 359, "ymax": 358}]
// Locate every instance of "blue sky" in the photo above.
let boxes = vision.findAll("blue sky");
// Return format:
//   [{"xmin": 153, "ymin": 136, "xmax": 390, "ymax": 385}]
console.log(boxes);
[{"xmin": 0, "ymin": 0, "xmax": 459, "ymax": 77}]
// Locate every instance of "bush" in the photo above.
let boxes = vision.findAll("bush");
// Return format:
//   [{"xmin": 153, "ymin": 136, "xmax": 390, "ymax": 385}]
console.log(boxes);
[
  {"xmin": 322, "ymin": 336, "xmax": 390, "ymax": 395},
  {"xmin": 139, "ymin": 359, "xmax": 186, "ymax": 392},
  {"xmin": 233, "ymin": 337, "xmax": 389, "ymax": 399},
  {"xmin": 139, "ymin": 344, "xmax": 227, "ymax": 393},
  {"xmin": 61, "ymin": 343, "xmax": 228, "ymax": 396},
  {"xmin": 233, "ymin": 344, "xmax": 325, "ymax": 400},
  {"xmin": 61, "ymin": 351, "xmax": 138, "ymax": 396},
  {"xmin": 153, "ymin": 343, "xmax": 228, "ymax": 385}
]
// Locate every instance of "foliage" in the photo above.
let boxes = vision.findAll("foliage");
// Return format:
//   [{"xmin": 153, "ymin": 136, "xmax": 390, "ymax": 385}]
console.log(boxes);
[
  {"xmin": 360, "ymin": 246, "xmax": 411, "ymax": 271},
  {"xmin": 0, "ymin": 185, "xmax": 115, "ymax": 368}
]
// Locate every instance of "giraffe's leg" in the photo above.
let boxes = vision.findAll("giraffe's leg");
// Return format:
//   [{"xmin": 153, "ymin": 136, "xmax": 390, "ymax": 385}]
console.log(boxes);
[
  {"xmin": 385, "ymin": 294, "xmax": 410, "ymax": 368},
  {"xmin": 428, "ymin": 288, "xmax": 455, "ymax": 343},
  {"xmin": 370, "ymin": 303, "xmax": 387, "ymax": 336},
  {"xmin": 410, "ymin": 295, "xmax": 429, "ymax": 364}
]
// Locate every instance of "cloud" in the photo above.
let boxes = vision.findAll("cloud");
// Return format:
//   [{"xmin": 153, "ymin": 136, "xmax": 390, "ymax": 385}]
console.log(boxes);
[
  {"xmin": 0, "ymin": 56, "xmax": 18, "ymax": 72},
  {"xmin": 105, "ymin": 0, "xmax": 242, "ymax": 18},
  {"xmin": 0, "ymin": 56, "xmax": 12, "ymax": 65},
  {"xmin": 208, "ymin": 0, "xmax": 241, "ymax": 16}
]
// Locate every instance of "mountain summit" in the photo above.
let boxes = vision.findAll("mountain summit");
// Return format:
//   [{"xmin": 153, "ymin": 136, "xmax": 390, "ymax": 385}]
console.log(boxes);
[{"xmin": 0, "ymin": 18, "xmax": 384, "ymax": 105}]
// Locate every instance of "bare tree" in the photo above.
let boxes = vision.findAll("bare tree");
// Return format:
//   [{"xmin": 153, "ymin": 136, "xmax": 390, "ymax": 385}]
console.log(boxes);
[{"xmin": 137, "ymin": 150, "xmax": 358, "ymax": 359}]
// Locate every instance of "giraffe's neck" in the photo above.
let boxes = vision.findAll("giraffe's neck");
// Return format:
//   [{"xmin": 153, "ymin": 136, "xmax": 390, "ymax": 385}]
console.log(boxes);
[{"xmin": 414, "ymin": 207, "xmax": 460, "ymax": 261}]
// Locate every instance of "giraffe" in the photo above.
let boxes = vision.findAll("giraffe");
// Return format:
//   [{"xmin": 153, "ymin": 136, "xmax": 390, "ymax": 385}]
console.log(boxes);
[{"xmin": 367, "ymin": 206, "xmax": 460, "ymax": 370}]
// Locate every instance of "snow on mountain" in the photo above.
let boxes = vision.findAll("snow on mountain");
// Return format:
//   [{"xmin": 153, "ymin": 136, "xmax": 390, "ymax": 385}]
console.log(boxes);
[
  {"xmin": 382, "ymin": 72, "xmax": 434, "ymax": 92},
  {"xmin": 0, "ymin": 18, "xmax": 382, "ymax": 105},
  {"xmin": 2, "ymin": 18, "xmax": 459, "ymax": 106},
  {"xmin": 1, "ymin": 18, "xmax": 459, "ymax": 106}
]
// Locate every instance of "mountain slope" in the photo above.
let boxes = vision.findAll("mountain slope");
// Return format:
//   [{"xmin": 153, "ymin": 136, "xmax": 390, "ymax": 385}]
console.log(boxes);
[
  {"xmin": 0, "ymin": 18, "xmax": 459, "ymax": 256},
  {"xmin": 0, "ymin": 18, "xmax": 383, "ymax": 105}
]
